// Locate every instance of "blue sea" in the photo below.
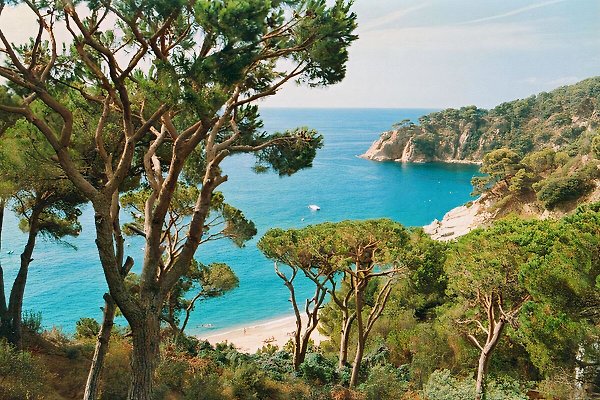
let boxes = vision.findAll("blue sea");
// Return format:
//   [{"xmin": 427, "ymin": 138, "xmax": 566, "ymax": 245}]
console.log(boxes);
[{"xmin": 0, "ymin": 108, "xmax": 479, "ymax": 335}]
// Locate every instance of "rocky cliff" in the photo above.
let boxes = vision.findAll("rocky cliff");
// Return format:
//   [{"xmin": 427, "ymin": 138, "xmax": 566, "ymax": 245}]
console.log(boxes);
[{"xmin": 362, "ymin": 77, "xmax": 600, "ymax": 163}]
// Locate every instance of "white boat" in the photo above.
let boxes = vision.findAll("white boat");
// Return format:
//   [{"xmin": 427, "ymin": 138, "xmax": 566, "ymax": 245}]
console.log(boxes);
[{"xmin": 308, "ymin": 204, "xmax": 321, "ymax": 211}]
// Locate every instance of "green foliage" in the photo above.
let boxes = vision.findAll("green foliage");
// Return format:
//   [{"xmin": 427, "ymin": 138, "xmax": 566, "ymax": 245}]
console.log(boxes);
[
  {"xmin": 298, "ymin": 352, "xmax": 337, "ymax": 384},
  {"xmin": 184, "ymin": 373, "xmax": 226, "ymax": 400},
  {"xmin": 535, "ymin": 175, "xmax": 595, "ymax": 209},
  {"xmin": 253, "ymin": 128, "xmax": 324, "ymax": 176},
  {"xmin": 402, "ymin": 229, "xmax": 448, "ymax": 313},
  {"xmin": 446, "ymin": 218, "xmax": 545, "ymax": 319},
  {"xmin": 259, "ymin": 219, "xmax": 410, "ymax": 273},
  {"xmin": 75, "ymin": 317, "xmax": 100, "ymax": 339},
  {"xmin": 230, "ymin": 363, "xmax": 273, "ymax": 400},
  {"xmin": 413, "ymin": 132, "xmax": 437, "ymax": 158},
  {"xmin": 471, "ymin": 148, "xmax": 522, "ymax": 194},
  {"xmin": 100, "ymin": 340, "xmax": 132, "ymax": 400},
  {"xmin": 592, "ymin": 134, "xmax": 600, "ymax": 158},
  {"xmin": 253, "ymin": 349, "xmax": 294, "ymax": 381},
  {"xmin": 0, "ymin": 120, "xmax": 85, "ymax": 241},
  {"xmin": 423, "ymin": 370, "xmax": 475, "ymax": 400},
  {"xmin": 357, "ymin": 364, "xmax": 409, "ymax": 400},
  {"xmin": 424, "ymin": 370, "xmax": 528, "ymax": 400},
  {"xmin": 22, "ymin": 310, "xmax": 43, "ymax": 334},
  {"xmin": 0, "ymin": 340, "xmax": 47, "ymax": 400}
]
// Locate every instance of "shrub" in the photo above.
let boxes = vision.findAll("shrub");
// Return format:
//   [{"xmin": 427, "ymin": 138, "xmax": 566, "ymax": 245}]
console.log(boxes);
[
  {"xmin": 253, "ymin": 349, "xmax": 294, "ymax": 380},
  {"xmin": 155, "ymin": 356, "xmax": 189, "ymax": 392},
  {"xmin": 100, "ymin": 340, "xmax": 131, "ymax": 400},
  {"xmin": 185, "ymin": 373, "xmax": 226, "ymax": 400},
  {"xmin": 75, "ymin": 317, "xmax": 100, "ymax": 339},
  {"xmin": 64, "ymin": 344, "xmax": 83, "ymax": 359},
  {"xmin": 0, "ymin": 340, "xmax": 47, "ymax": 399},
  {"xmin": 358, "ymin": 365, "xmax": 409, "ymax": 400},
  {"xmin": 42, "ymin": 326, "xmax": 71, "ymax": 346},
  {"xmin": 537, "ymin": 375, "xmax": 581, "ymax": 399},
  {"xmin": 423, "ymin": 370, "xmax": 528, "ymax": 400},
  {"xmin": 592, "ymin": 135, "xmax": 600, "ymax": 158},
  {"xmin": 229, "ymin": 363, "xmax": 273, "ymax": 400},
  {"xmin": 536, "ymin": 175, "xmax": 595, "ymax": 209},
  {"xmin": 22, "ymin": 310, "xmax": 43, "ymax": 333},
  {"xmin": 413, "ymin": 133, "xmax": 437, "ymax": 158},
  {"xmin": 298, "ymin": 352, "xmax": 337, "ymax": 385},
  {"xmin": 423, "ymin": 370, "xmax": 474, "ymax": 400}
]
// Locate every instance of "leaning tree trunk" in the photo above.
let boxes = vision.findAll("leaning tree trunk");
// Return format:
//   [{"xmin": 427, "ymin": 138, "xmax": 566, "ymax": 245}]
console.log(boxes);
[
  {"xmin": 84, "ymin": 195, "xmax": 131, "ymax": 400},
  {"xmin": 4, "ymin": 208, "xmax": 41, "ymax": 348},
  {"xmin": 475, "ymin": 319, "xmax": 506, "ymax": 400},
  {"xmin": 83, "ymin": 293, "xmax": 117, "ymax": 400}
]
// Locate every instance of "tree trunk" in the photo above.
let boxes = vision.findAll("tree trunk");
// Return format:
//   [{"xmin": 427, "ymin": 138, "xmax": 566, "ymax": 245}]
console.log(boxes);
[
  {"xmin": 475, "ymin": 320, "xmax": 506, "ymax": 400},
  {"xmin": 0, "ymin": 199, "xmax": 7, "ymax": 337},
  {"xmin": 350, "ymin": 333, "xmax": 365, "ymax": 388},
  {"xmin": 338, "ymin": 312, "xmax": 355, "ymax": 369},
  {"xmin": 0, "ymin": 199, "xmax": 4, "ymax": 254},
  {"xmin": 292, "ymin": 315, "xmax": 302, "ymax": 370},
  {"xmin": 127, "ymin": 300, "xmax": 161, "ymax": 400},
  {"xmin": 350, "ymin": 285, "xmax": 365, "ymax": 388},
  {"xmin": 84, "ymin": 192, "xmax": 131, "ymax": 400},
  {"xmin": 4, "ymin": 207, "xmax": 41, "ymax": 348},
  {"xmin": 296, "ymin": 328, "xmax": 312, "ymax": 370},
  {"xmin": 475, "ymin": 350, "xmax": 489, "ymax": 400},
  {"xmin": 83, "ymin": 293, "xmax": 116, "ymax": 400}
]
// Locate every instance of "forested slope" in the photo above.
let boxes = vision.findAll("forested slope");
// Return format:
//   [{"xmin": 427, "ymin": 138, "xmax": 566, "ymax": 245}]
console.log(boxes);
[{"xmin": 362, "ymin": 77, "xmax": 600, "ymax": 163}]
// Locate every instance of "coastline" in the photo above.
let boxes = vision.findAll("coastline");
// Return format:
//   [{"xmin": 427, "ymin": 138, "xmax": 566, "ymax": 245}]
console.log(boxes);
[
  {"xmin": 198, "ymin": 314, "xmax": 328, "ymax": 353},
  {"xmin": 197, "ymin": 158, "xmax": 486, "ymax": 354},
  {"xmin": 358, "ymin": 153, "xmax": 482, "ymax": 165},
  {"xmin": 423, "ymin": 194, "xmax": 495, "ymax": 241},
  {"xmin": 197, "ymin": 199, "xmax": 487, "ymax": 353},
  {"xmin": 198, "ymin": 196, "xmax": 491, "ymax": 353}
]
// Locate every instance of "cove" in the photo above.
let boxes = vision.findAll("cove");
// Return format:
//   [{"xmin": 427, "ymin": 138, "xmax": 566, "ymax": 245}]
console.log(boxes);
[{"xmin": 0, "ymin": 108, "xmax": 479, "ymax": 334}]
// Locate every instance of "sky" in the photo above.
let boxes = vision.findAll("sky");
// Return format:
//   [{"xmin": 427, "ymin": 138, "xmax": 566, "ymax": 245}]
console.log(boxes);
[
  {"xmin": 263, "ymin": 0, "xmax": 600, "ymax": 109},
  {"xmin": 1, "ymin": 1, "xmax": 599, "ymax": 109}
]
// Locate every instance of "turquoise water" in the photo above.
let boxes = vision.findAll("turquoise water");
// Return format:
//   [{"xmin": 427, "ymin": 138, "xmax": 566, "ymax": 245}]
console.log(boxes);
[{"xmin": 0, "ymin": 108, "xmax": 479, "ymax": 334}]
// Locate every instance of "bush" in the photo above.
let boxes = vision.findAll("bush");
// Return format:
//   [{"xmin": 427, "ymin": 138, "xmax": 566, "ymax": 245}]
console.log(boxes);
[
  {"xmin": 423, "ymin": 370, "xmax": 474, "ymax": 400},
  {"xmin": 536, "ymin": 175, "xmax": 595, "ymax": 209},
  {"xmin": 358, "ymin": 365, "xmax": 409, "ymax": 400},
  {"xmin": 75, "ymin": 317, "xmax": 100, "ymax": 339},
  {"xmin": 42, "ymin": 326, "xmax": 71, "ymax": 346},
  {"xmin": 22, "ymin": 310, "xmax": 43, "ymax": 333},
  {"xmin": 229, "ymin": 363, "xmax": 273, "ymax": 400},
  {"xmin": 253, "ymin": 349, "xmax": 294, "ymax": 380},
  {"xmin": 0, "ymin": 340, "xmax": 47, "ymax": 399},
  {"xmin": 155, "ymin": 356, "xmax": 189, "ymax": 392},
  {"xmin": 100, "ymin": 340, "xmax": 131, "ymax": 400},
  {"xmin": 423, "ymin": 370, "xmax": 528, "ymax": 400},
  {"xmin": 592, "ymin": 135, "xmax": 600, "ymax": 159},
  {"xmin": 185, "ymin": 373, "xmax": 226, "ymax": 400},
  {"xmin": 298, "ymin": 352, "xmax": 337, "ymax": 385}
]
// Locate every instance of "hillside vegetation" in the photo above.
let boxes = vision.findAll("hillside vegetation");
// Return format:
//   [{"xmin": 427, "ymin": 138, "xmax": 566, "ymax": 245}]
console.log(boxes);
[
  {"xmin": 363, "ymin": 77, "xmax": 600, "ymax": 215},
  {"xmin": 363, "ymin": 77, "xmax": 600, "ymax": 163}
]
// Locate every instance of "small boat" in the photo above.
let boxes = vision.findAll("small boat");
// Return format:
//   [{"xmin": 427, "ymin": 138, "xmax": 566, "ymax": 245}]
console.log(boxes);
[
  {"xmin": 308, "ymin": 204, "xmax": 321, "ymax": 211},
  {"xmin": 6, "ymin": 250, "xmax": 14, "ymax": 255}
]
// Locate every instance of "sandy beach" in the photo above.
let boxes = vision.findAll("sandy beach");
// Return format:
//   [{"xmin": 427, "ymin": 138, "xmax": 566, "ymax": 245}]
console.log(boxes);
[{"xmin": 198, "ymin": 315, "xmax": 328, "ymax": 353}]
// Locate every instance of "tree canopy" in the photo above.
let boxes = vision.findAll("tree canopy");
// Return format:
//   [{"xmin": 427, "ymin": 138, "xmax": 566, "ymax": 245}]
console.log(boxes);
[{"xmin": 0, "ymin": 0, "xmax": 358, "ymax": 397}]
